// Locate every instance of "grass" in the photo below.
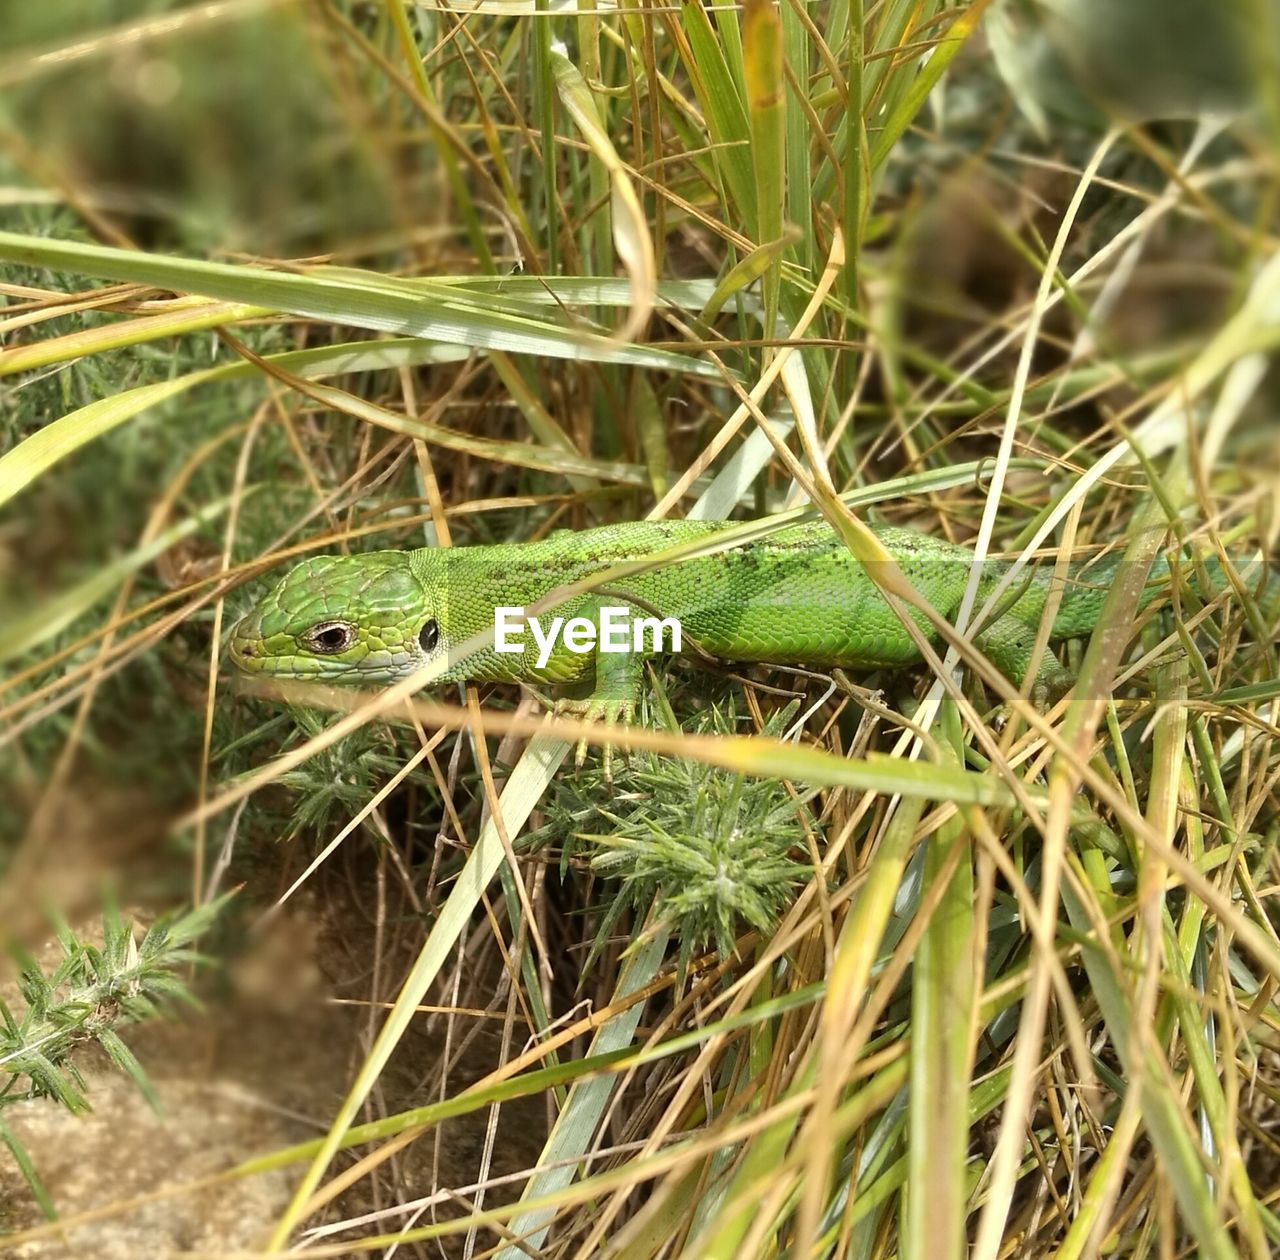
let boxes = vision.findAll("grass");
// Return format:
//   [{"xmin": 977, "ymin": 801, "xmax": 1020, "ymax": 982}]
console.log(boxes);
[{"xmin": 1, "ymin": 0, "xmax": 1279, "ymax": 1256}]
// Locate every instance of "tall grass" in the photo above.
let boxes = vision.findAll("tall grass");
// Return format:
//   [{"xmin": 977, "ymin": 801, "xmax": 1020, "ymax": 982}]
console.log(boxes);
[{"xmin": 1, "ymin": 1, "xmax": 1278, "ymax": 1256}]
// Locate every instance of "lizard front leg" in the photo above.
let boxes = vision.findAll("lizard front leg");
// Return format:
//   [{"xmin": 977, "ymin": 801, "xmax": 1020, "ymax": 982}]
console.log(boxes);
[
  {"xmin": 552, "ymin": 607, "xmax": 648, "ymax": 778},
  {"xmin": 555, "ymin": 646, "xmax": 645, "ymax": 778},
  {"xmin": 976, "ymin": 613, "xmax": 1073, "ymax": 705}
]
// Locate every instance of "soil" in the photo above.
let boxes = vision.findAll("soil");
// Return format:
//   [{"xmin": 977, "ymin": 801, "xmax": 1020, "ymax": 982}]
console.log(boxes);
[{"xmin": 0, "ymin": 894, "xmax": 549, "ymax": 1258}]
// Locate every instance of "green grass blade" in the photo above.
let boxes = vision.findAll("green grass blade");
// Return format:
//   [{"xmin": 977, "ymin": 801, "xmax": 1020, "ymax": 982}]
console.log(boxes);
[
  {"xmin": 675, "ymin": 0, "xmax": 756, "ymax": 231},
  {"xmin": 869, "ymin": 2, "xmax": 995, "ymax": 172},
  {"xmin": 0, "ymin": 341, "xmax": 468, "ymax": 508},
  {"xmin": 495, "ymin": 926, "xmax": 671, "ymax": 1258},
  {"xmin": 0, "ymin": 302, "xmax": 270, "ymax": 376},
  {"xmin": 0, "ymin": 232, "xmax": 705, "ymax": 371},
  {"xmin": 744, "ymin": 0, "xmax": 786, "ymax": 334},
  {"xmin": 264, "ymin": 733, "xmax": 572, "ymax": 1248},
  {"xmin": 1061, "ymin": 881, "xmax": 1236, "ymax": 1260},
  {"xmin": 904, "ymin": 760, "xmax": 974, "ymax": 1258},
  {"xmin": 0, "ymin": 1117, "xmax": 56, "ymax": 1221}
]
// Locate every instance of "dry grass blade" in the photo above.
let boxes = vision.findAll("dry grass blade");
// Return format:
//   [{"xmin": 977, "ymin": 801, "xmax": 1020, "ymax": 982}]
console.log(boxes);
[
  {"xmin": 3, "ymin": 1, "xmax": 1278, "ymax": 1256},
  {"xmin": 549, "ymin": 41, "xmax": 656, "ymax": 344}
]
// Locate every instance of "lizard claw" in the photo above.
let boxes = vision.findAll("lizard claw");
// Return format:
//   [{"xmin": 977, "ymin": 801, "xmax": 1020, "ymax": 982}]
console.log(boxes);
[
  {"xmin": 1033, "ymin": 665, "xmax": 1075, "ymax": 710},
  {"xmin": 991, "ymin": 666, "xmax": 1073, "ymax": 730},
  {"xmin": 554, "ymin": 694, "xmax": 636, "ymax": 781}
]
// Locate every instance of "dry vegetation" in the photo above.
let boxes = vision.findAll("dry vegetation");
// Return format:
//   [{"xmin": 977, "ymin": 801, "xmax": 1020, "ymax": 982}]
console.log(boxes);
[{"xmin": 1, "ymin": 1, "xmax": 1279, "ymax": 1257}]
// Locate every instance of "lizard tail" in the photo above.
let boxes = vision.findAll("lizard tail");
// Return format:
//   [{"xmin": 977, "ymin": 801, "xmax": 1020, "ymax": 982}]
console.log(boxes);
[{"xmin": 1051, "ymin": 547, "xmax": 1280, "ymax": 640}]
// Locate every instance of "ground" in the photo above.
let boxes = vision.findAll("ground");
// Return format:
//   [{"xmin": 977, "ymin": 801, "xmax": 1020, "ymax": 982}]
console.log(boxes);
[{"xmin": 1, "ymin": 894, "xmax": 548, "ymax": 1257}]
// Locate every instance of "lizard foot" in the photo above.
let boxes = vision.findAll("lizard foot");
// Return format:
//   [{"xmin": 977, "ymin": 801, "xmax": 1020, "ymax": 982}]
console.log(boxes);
[
  {"xmin": 989, "ymin": 667, "xmax": 1074, "ymax": 732},
  {"xmin": 1032, "ymin": 664, "xmax": 1075, "ymax": 710},
  {"xmin": 554, "ymin": 694, "xmax": 637, "ymax": 781}
]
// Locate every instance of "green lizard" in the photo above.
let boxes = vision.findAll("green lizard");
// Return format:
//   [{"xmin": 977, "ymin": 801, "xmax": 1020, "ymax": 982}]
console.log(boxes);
[{"xmin": 228, "ymin": 519, "xmax": 1277, "ymax": 755}]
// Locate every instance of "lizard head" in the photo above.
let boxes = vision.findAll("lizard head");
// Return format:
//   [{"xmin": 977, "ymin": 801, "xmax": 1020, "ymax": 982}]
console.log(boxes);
[{"xmin": 229, "ymin": 552, "xmax": 443, "ymax": 684}]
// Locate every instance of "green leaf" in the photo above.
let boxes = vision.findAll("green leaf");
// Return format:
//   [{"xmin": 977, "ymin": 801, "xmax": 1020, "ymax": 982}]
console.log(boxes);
[
  {"xmin": 869, "ymin": 3, "xmax": 996, "ymax": 172},
  {"xmin": 677, "ymin": 0, "xmax": 756, "ymax": 230},
  {"xmin": 0, "ymin": 1116, "xmax": 56, "ymax": 1221},
  {"xmin": 743, "ymin": 0, "xmax": 787, "ymax": 330},
  {"xmin": 496, "ymin": 927, "xmax": 671, "ymax": 1259},
  {"xmin": 0, "ymin": 232, "xmax": 713, "ymax": 371},
  {"xmin": 263, "ymin": 733, "xmax": 573, "ymax": 1249},
  {"xmin": 97, "ymin": 1030, "xmax": 160, "ymax": 1114},
  {"xmin": 905, "ymin": 734, "xmax": 974, "ymax": 1260},
  {"xmin": 1212, "ymin": 678, "xmax": 1280, "ymax": 705}
]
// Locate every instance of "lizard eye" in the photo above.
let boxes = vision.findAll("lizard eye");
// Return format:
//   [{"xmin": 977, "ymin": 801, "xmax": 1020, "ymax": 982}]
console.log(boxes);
[
  {"xmin": 419, "ymin": 618, "xmax": 440, "ymax": 653},
  {"xmin": 304, "ymin": 620, "xmax": 356, "ymax": 654}
]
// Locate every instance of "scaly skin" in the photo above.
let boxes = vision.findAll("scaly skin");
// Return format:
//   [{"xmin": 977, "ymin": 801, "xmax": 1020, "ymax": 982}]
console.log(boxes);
[{"xmin": 230, "ymin": 520, "xmax": 1244, "ymax": 737}]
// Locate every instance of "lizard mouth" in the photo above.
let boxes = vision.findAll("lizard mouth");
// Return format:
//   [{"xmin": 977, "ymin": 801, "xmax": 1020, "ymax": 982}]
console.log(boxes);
[
  {"xmin": 228, "ymin": 617, "xmax": 424, "ymax": 683},
  {"xmin": 228, "ymin": 633, "xmax": 335, "ymax": 679},
  {"xmin": 228, "ymin": 616, "xmax": 268, "ymax": 673}
]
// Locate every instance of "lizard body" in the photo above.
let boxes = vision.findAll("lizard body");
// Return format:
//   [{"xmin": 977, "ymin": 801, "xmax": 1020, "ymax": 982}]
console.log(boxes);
[{"xmin": 229, "ymin": 520, "xmax": 1254, "ymax": 724}]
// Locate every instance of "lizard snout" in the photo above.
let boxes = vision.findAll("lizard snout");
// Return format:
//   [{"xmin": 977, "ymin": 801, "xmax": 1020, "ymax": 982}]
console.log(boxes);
[{"xmin": 228, "ymin": 614, "xmax": 266, "ymax": 671}]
